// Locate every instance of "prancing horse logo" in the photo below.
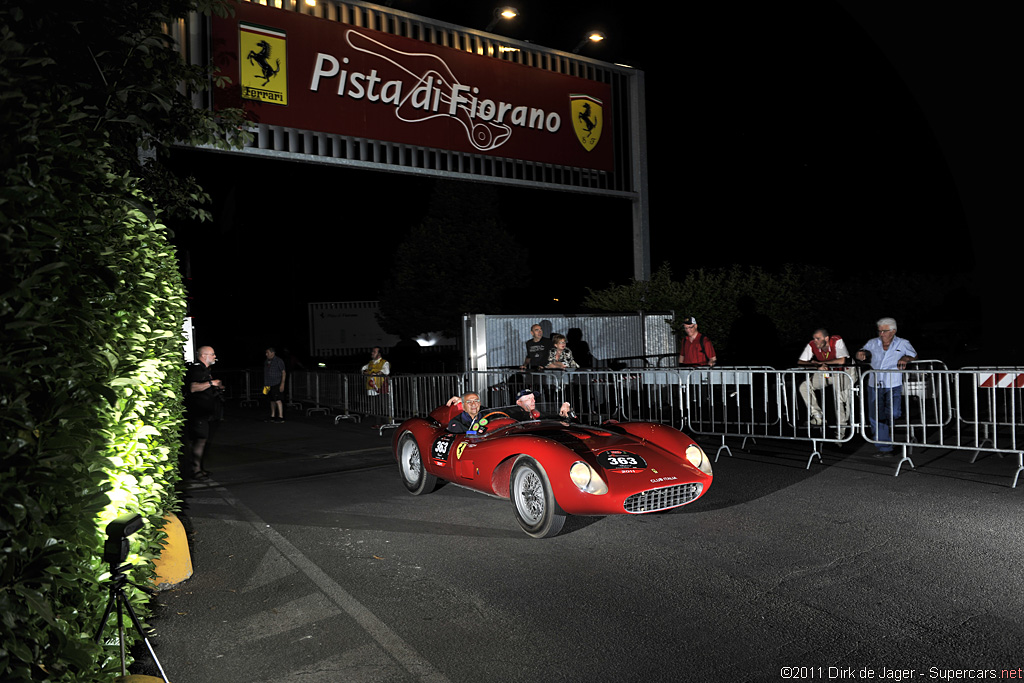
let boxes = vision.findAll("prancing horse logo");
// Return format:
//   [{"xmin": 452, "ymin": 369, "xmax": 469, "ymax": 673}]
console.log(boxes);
[
  {"xmin": 248, "ymin": 40, "xmax": 281, "ymax": 86},
  {"xmin": 578, "ymin": 102, "xmax": 598, "ymax": 135},
  {"xmin": 570, "ymin": 94, "xmax": 604, "ymax": 152}
]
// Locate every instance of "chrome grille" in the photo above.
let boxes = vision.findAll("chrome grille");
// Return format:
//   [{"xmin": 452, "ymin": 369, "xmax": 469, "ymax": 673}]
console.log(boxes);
[{"xmin": 624, "ymin": 483, "xmax": 703, "ymax": 513}]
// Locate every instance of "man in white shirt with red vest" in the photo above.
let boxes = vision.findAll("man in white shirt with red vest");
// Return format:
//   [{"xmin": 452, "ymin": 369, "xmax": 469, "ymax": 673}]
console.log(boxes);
[{"xmin": 797, "ymin": 328, "xmax": 853, "ymax": 432}]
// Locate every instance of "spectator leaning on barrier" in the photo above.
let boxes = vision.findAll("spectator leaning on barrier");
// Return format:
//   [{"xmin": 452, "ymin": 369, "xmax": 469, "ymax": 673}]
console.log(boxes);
[
  {"xmin": 362, "ymin": 346, "xmax": 390, "ymax": 396},
  {"xmin": 521, "ymin": 323, "xmax": 552, "ymax": 370},
  {"xmin": 263, "ymin": 346, "xmax": 287, "ymax": 423},
  {"xmin": 546, "ymin": 333, "xmax": 580, "ymax": 370},
  {"xmin": 856, "ymin": 317, "xmax": 918, "ymax": 457},
  {"xmin": 796, "ymin": 328, "xmax": 852, "ymax": 427},
  {"xmin": 678, "ymin": 316, "xmax": 717, "ymax": 367}
]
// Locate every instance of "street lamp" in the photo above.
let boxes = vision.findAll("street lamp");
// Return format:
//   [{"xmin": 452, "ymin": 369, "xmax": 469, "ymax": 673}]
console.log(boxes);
[
  {"xmin": 572, "ymin": 31, "xmax": 606, "ymax": 53},
  {"xmin": 485, "ymin": 6, "xmax": 519, "ymax": 32}
]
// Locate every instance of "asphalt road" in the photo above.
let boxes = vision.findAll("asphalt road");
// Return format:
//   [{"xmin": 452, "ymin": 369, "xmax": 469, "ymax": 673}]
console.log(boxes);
[{"xmin": 134, "ymin": 405, "xmax": 1024, "ymax": 682}]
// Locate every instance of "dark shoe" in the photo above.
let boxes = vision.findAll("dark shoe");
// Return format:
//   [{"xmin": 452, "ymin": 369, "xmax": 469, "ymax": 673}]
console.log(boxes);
[{"xmin": 872, "ymin": 450, "xmax": 893, "ymax": 459}]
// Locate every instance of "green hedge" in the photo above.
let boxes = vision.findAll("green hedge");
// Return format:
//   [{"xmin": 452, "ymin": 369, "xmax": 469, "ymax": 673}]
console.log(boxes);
[{"xmin": 1, "ymin": 1, "xmax": 247, "ymax": 680}]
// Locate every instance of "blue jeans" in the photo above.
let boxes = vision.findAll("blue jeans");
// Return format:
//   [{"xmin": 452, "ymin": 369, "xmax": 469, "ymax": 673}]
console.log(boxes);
[{"xmin": 866, "ymin": 385, "xmax": 902, "ymax": 452}]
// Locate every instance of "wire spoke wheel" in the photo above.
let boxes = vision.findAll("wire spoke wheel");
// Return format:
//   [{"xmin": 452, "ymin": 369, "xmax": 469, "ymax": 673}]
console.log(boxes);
[
  {"xmin": 398, "ymin": 432, "xmax": 437, "ymax": 495},
  {"xmin": 510, "ymin": 457, "xmax": 566, "ymax": 538}
]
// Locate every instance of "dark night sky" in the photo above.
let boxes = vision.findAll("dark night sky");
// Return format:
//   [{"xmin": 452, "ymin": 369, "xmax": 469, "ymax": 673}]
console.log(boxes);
[{"xmin": 169, "ymin": 1, "xmax": 1014, "ymax": 366}]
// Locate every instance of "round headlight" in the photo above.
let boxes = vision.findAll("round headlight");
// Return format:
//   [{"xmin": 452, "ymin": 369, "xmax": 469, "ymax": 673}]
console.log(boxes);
[
  {"xmin": 569, "ymin": 461, "xmax": 592, "ymax": 488},
  {"xmin": 569, "ymin": 461, "xmax": 609, "ymax": 495},
  {"xmin": 685, "ymin": 444, "xmax": 713, "ymax": 475}
]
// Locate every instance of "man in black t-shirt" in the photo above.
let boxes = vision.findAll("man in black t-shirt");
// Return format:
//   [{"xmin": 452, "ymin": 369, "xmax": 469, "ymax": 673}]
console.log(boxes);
[
  {"xmin": 520, "ymin": 323, "xmax": 552, "ymax": 370},
  {"xmin": 184, "ymin": 346, "xmax": 223, "ymax": 479}
]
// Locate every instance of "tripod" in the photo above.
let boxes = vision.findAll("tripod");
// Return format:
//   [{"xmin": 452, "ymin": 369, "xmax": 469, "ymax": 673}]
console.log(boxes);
[{"xmin": 94, "ymin": 563, "xmax": 170, "ymax": 683}]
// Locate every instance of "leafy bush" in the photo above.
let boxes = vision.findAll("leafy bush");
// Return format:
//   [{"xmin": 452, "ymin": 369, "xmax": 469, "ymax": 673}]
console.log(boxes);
[
  {"xmin": 379, "ymin": 181, "xmax": 529, "ymax": 339},
  {"xmin": 584, "ymin": 263, "xmax": 974, "ymax": 366},
  {"xmin": 1, "ymin": 1, "xmax": 247, "ymax": 680},
  {"xmin": 584, "ymin": 263, "xmax": 815, "ymax": 361}
]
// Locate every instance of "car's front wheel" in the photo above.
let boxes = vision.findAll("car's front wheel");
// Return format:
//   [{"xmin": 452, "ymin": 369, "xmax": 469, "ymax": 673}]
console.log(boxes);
[
  {"xmin": 510, "ymin": 457, "xmax": 566, "ymax": 538},
  {"xmin": 398, "ymin": 432, "xmax": 437, "ymax": 495}
]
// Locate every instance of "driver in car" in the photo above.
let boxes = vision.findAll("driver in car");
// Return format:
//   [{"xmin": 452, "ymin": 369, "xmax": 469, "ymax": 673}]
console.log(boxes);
[
  {"xmin": 444, "ymin": 389, "xmax": 573, "ymax": 433},
  {"xmin": 445, "ymin": 391, "xmax": 484, "ymax": 433}
]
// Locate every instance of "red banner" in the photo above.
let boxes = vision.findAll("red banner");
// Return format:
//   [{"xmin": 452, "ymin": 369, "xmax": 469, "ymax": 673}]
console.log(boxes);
[{"xmin": 212, "ymin": 3, "xmax": 614, "ymax": 171}]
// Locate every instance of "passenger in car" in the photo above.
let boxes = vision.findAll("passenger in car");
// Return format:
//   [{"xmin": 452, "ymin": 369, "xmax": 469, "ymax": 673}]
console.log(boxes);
[{"xmin": 507, "ymin": 388, "xmax": 573, "ymax": 422}]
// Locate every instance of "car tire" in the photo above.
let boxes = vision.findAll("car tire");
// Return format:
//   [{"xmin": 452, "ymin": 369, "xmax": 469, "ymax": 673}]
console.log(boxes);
[
  {"xmin": 398, "ymin": 432, "xmax": 437, "ymax": 495},
  {"xmin": 510, "ymin": 457, "xmax": 566, "ymax": 538}
]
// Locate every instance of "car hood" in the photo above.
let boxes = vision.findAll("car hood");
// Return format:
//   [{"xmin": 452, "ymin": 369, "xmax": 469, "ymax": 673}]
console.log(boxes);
[{"xmin": 507, "ymin": 421, "xmax": 698, "ymax": 472}]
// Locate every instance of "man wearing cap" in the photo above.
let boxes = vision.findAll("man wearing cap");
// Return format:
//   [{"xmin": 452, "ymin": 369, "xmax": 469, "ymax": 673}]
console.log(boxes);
[
  {"xmin": 507, "ymin": 389, "xmax": 573, "ymax": 422},
  {"xmin": 678, "ymin": 316, "xmax": 717, "ymax": 367}
]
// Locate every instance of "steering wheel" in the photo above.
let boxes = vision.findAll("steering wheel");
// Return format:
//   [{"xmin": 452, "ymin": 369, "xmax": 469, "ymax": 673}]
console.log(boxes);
[{"xmin": 470, "ymin": 411, "xmax": 513, "ymax": 435}]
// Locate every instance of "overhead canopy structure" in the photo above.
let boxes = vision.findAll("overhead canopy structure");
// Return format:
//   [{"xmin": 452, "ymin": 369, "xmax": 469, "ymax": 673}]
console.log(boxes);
[{"xmin": 175, "ymin": 0, "xmax": 649, "ymax": 278}]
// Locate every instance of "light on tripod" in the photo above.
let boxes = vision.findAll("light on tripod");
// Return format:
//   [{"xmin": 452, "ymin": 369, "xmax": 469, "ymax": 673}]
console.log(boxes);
[
  {"xmin": 95, "ymin": 513, "xmax": 172, "ymax": 682},
  {"xmin": 103, "ymin": 513, "xmax": 144, "ymax": 568}
]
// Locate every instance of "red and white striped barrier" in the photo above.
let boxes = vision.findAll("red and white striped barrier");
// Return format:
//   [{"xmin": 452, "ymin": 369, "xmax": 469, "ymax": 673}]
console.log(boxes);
[{"xmin": 977, "ymin": 372, "xmax": 1024, "ymax": 388}]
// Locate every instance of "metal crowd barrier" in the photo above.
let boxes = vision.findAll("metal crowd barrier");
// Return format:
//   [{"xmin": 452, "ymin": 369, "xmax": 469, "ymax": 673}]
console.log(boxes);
[
  {"xmin": 857, "ymin": 361, "xmax": 953, "ymax": 476},
  {"xmin": 854, "ymin": 365, "xmax": 1023, "ymax": 486},
  {"xmin": 919, "ymin": 368, "xmax": 1021, "ymax": 487},
  {"xmin": 382, "ymin": 374, "xmax": 463, "ymax": 435},
  {"xmin": 462, "ymin": 368, "xmax": 687, "ymax": 428},
  {"xmin": 569, "ymin": 368, "xmax": 686, "ymax": 427},
  {"xmin": 335, "ymin": 371, "xmax": 396, "ymax": 432},
  {"xmin": 962, "ymin": 367, "xmax": 1024, "ymax": 457},
  {"xmin": 683, "ymin": 367, "xmax": 855, "ymax": 469},
  {"xmin": 224, "ymin": 364, "xmax": 1022, "ymax": 487},
  {"xmin": 284, "ymin": 371, "xmax": 461, "ymax": 435}
]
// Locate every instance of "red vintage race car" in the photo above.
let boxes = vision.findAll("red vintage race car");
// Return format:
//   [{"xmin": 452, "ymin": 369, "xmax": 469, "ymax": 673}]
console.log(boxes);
[{"xmin": 392, "ymin": 401, "xmax": 713, "ymax": 538}]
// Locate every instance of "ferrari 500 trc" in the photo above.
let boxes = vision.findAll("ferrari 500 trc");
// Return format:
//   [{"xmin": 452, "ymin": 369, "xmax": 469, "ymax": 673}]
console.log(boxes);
[{"xmin": 392, "ymin": 400, "xmax": 713, "ymax": 538}]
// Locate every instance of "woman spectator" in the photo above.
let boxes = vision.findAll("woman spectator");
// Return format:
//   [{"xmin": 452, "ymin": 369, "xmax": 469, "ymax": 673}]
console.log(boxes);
[{"xmin": 546, "ymin": 333, "xmax": 580, "ymax": 370}]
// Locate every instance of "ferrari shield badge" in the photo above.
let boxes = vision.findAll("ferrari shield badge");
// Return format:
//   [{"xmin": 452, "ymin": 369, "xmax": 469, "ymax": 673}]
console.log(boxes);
[
  {"xmin": 240, "ymin": 22, "xmax": 288, "ymax": 105},
  {"xmin": 570, "ymin": 94, "xmax": 603, "ymax": 152}
]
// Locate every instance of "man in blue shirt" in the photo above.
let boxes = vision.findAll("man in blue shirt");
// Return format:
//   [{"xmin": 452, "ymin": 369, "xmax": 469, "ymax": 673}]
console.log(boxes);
[
  {"xmin": 856, "ymin": 317, "xmax": 918, "ymax": 456},
  {"xmin": 446, "ymin": 392, "xmax": 484, "ymax": 434}
]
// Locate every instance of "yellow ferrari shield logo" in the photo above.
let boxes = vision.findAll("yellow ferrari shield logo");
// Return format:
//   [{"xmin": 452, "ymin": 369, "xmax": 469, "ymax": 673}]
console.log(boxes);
[
  {"xmin": 240, "ymin": 22, "xmax": 288, "ymax": 105},
  {"xmin": 456, "ymin": 443, "xmax": 468, "ymax": 460},
  {"xmin": 570, "ymin": 94, "xmax": 603, "ymax": 152}
]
